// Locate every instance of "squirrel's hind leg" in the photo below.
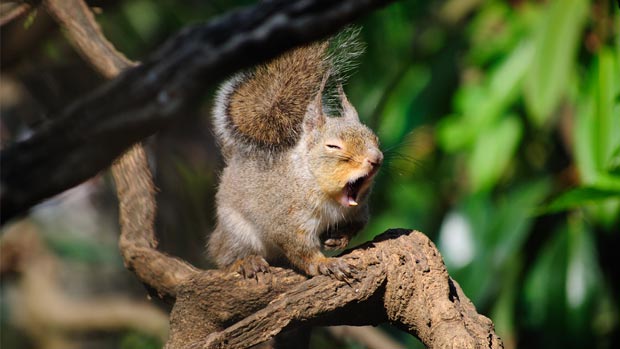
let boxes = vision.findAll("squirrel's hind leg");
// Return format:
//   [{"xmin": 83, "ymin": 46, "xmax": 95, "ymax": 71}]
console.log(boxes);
[
  {"xmin": 208, "ymin": 206, "xmax": 271, "ymax": 278},
  {"xmin": 305, "ymin": 254, "xmax": 357, "ymax": 281},
  {"xmin": 280, "ymin": 233, "xmax": 357, "ymax": 281},
  {"xmin": 226, "ymin": 255, "xmax": 270, "ymax": 279}
]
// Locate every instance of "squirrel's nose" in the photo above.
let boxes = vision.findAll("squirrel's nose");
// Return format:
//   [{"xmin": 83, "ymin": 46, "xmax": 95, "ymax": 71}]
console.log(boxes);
[{"xmin": 365, "ymin": 149, "xmax": 383, "ymax": 168}]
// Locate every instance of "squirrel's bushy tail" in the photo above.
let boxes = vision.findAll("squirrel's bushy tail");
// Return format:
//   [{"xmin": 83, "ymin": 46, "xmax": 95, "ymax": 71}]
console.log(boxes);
[{"xmin": 213, "ymin": 28, "xmax": 363, "ymax": 156}]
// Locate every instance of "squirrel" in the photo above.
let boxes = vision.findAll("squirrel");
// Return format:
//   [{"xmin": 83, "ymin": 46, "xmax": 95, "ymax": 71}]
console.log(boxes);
[{"xmin": 207, "ymin": 31, "xmax": 383, "ymax": 280}]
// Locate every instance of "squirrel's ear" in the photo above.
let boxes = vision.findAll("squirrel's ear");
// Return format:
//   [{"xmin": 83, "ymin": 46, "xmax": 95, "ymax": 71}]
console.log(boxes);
[
  {"xmin": 303, "ymin": 73, "xmax": 329, "ymax": 132},
  {"xmin": 337, "ymin": 84, "xmax": 359, "ymax": 122}
]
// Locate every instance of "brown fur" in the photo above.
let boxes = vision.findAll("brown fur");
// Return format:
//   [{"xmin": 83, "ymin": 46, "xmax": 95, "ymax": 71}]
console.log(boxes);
[{"xmin": 229, "ymin": 41, "xmax": 330, "ymax": 148}]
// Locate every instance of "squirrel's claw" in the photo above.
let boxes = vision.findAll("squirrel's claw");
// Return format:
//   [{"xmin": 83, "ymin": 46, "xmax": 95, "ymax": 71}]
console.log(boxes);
[
  {"xmin": 229, "ymin": 255, "xmax": 270, "ymax": 279},
  {"xmin": 308, "ymin": 257, "xmax": 357, "ymax": 282},
  {"xmin": 323, "ymin": 235, "xmax": 351, "ymax": 250}
]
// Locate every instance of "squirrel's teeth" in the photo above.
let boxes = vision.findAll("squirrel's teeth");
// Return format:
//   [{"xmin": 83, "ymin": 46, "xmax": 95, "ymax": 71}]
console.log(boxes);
[{"xmin": 340, "ymin": 175, "xmax": 367, "ymax": 207}]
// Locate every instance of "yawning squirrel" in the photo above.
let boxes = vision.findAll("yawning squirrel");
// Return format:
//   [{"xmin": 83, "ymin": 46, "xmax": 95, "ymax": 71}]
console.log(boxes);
[{"xmin": 208, "ymin": 31, "xmax": 382, "ymax": 280}]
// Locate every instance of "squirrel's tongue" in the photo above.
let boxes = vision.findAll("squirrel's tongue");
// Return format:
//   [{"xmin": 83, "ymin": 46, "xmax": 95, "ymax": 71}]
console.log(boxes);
[
  {"xmin": 339, "ymin": 179, "xmax": 362, "ymax": 207},
  {"xmin": 339, "ymin": 194, "xmax": 358, "ymax": 207}
]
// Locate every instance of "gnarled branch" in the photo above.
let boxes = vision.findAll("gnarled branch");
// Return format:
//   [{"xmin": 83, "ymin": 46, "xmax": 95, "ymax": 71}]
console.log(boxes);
[{"xmin": 164, "ymin": 230, "xmax": 502, "ymax": 349}]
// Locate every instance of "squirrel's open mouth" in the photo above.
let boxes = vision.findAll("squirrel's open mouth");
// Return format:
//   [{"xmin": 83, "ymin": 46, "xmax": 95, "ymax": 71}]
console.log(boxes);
[{"xmin": 340, "ymin": 167, "xmax": 379, "ymax": 207}]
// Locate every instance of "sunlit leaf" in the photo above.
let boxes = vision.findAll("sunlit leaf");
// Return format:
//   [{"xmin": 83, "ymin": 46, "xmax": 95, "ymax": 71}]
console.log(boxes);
[
  {"xmin": 608, "ymin": 146, "xmax": 620, "ymax": 175},
  {"xmin": 575, "ymin": 81, "xmax": 598, "ymax": 184},
  {"xmin": 593, "ymin": 49, "xmax": 620, "ymax": 173},
  {"xmin": 436, "ymin": 114, "xmax": 472, "ymax": 152},
  {"xmin": 541, "ymin": 186, "xmax": 620, "ymax": 213},
  {"xmin": 485, "ymin": 41, "xmax": 534, "ymax": 121},
  {"xmin": 524, "ymin": 0, "xmax": 588, "ymax": 125},
  {"xmin": 437, "ymin": 42, "xmax": 533, "ymax": 153},
  {"xmin": 468, "ymin": 115, "xmax": 523, "ymax": 192},
  {"xmin": 466, "ymin": 41, "xmax": 534, "ymax": 130}
]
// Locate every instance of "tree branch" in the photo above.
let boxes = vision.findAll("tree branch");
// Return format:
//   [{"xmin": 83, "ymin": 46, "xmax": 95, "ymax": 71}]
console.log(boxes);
[
  {"xmin": 161, "ymin": 230, "xmax": 502, "ymax": 349},
  {"xmin": 0, "ymin": 2, "xmax": 32, "ymax": 27},
  {"xmin": 0, "ymin": 0, "xmax": 394, "ymax": 224},
  {"xmin": 42, "ymin": 0, "xmax": 136, "ymax": 77},
  {"xmin": 112, "ymin": 145, "xmax": 200, "ymax": 299}
]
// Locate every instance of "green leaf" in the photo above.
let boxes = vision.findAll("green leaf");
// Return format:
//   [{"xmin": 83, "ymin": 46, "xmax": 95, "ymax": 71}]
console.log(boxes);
[
  {"xmin": 492, "ymin": 180, "xmax": 551, "ymax": 265},
  {"xmin": 607, "ymin": 146, "xmax": 620, "ymax": 175},
  {"xmin": 490, "ymin": 255, "xmax": 521, "ymax": 344},
  {"xmin": 574, "ymin": 80, "xmax": 598, "ymax": 184},
  {"xmin": 523, "ymin": 226, "xmax": 568, "ymax": 328},
  {"xmin": 23, "ymin": 9, "xmax": 37, "ymax": 29},
  {"xmin": 467, "ymin": 1, "xmax": 539, "ymax": 65},
  {"xmin": 484, "ymin": 41, "xmax": 534, "ymax": 122},
  {"xmin": 465, "ymin": 41, "xmax": 534, "ymax": 129},
  {"xmin": 436, "ymin": 114, "xmax": 473, "ymax": 152},
  {"xmin": 468, "ymin": 115, "xmax": 523, "ymax": 192},
  {"xmin": 574, "ymin": 48, "xmax": 620, "ymax": 185},
  {"xmin": 378, "ymin": 65, "xmax": 430, "ymax": 147},
  {"xmin": 524, "ymin": 0, "xmax": 588, "ymax": 125},
  {"xmin": 593, "ymin": 49, "xmax": 620, "ymax": 173},
  {"xmin": 123, "ymin": 0, "xmax": 161, "ymax": 41},
  {"xmin": 437, "ymin": 42, "xmax": 534, "ymax": 153},
  {"xmin": 541, "ymin": 186, "xmax": 620, "ymax": 214}
]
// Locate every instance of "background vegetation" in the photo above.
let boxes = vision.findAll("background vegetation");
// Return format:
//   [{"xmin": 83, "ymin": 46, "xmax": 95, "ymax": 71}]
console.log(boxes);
[{"xmin": 1, "ymin": 0, "xmax": 618, "ymax": 348}]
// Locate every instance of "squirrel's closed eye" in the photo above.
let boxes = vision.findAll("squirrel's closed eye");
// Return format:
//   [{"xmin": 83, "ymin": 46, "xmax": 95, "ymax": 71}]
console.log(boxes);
[{"xmin": 326, "ymin": 144, "xmax": 342, "ymax": 150}]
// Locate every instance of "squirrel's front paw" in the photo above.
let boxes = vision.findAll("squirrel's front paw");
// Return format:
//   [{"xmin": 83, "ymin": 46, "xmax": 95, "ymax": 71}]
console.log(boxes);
[
  {"xmin": 306, "ymin": 256, "xmax": 357, "ymax": 281},
  {"xmin": 322, "ymin": 236, "xmax": 350, "ymax": 250},
  {"xmin": 228, "ymin": 255, "xmax": 270, "ymax": 279}
]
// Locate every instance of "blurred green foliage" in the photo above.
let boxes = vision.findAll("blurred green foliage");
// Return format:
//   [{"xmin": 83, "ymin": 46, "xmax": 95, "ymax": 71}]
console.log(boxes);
[
  {"xmin": 120, "ymin": 332, "xmax": 163, "ymax": 349},
  {"xmin": 2, "ymin": 0, "xmax": 618, "ymax": 348}
]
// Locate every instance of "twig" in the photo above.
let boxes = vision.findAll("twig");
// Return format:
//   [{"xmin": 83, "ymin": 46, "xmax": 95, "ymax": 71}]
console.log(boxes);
[
  {"xmin": 0, "ymin": 2, "xmax": 32, "ymax": 27},
  {"xmin": 42, "ymin": 0, "xmax": 136, "ymax": 77}
]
